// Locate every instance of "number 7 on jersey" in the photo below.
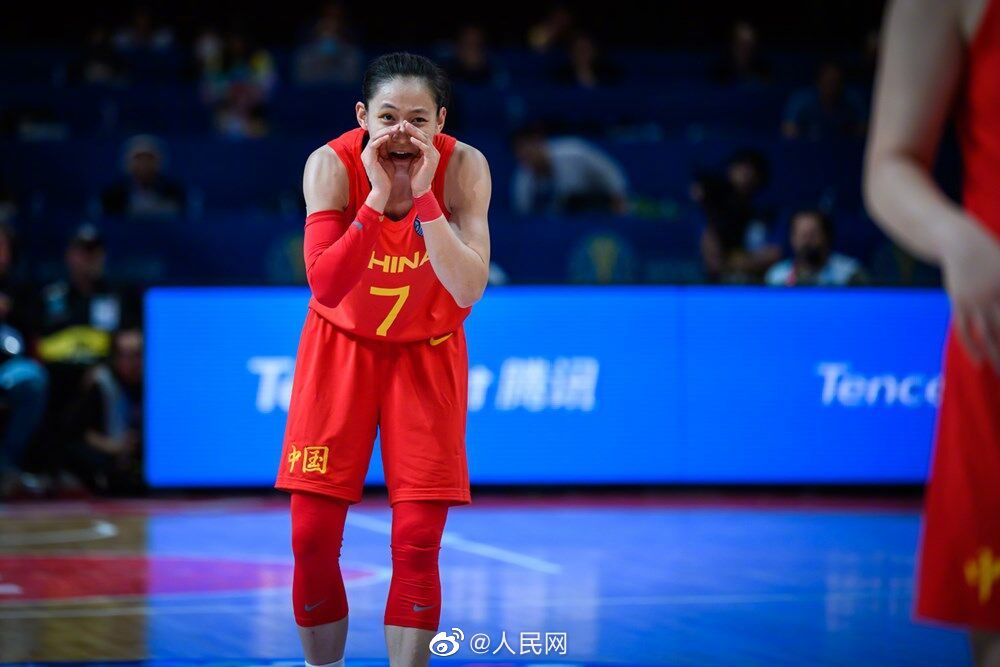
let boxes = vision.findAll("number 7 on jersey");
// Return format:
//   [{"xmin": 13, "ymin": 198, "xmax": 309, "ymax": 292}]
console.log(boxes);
[{"xmin": 369, "ymin": 285, "xmax": 410, "ymax": 336}]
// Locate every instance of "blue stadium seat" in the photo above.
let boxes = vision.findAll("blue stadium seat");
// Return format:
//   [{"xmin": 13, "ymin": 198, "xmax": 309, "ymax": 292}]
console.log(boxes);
[{"xmin": 0, "ymin": 43, "xmax": 884, "ymax": 285}]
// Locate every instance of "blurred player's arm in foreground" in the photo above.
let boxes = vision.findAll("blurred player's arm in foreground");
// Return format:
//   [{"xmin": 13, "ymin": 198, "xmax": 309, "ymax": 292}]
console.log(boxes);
[
  {"xmin": 301, "ymin": 130, "xmax": 394, "ymax": 307},
  {"xmin": 406, "ymin": 122, "xmax": 492, "ymax": 309},
  {"xmin": 864, "ymin": 0, "xmax": 1000, "ymax": 371}
]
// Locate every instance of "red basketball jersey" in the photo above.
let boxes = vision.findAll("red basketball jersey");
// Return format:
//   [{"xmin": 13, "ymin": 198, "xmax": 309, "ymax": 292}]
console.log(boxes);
[{"xmin": 308, "ymin": 127, "xmax": 471, "ymax": 342}]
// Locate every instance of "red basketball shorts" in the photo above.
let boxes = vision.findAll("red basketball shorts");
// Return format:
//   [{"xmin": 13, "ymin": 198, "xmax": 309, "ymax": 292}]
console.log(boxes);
[
  {"xmin": 915, "ymin": 326, "xmax": 1000, "ymax": 632},
  {"xmin": 274, "ymin": 307, "xmax": 472, "ymax": 507}
]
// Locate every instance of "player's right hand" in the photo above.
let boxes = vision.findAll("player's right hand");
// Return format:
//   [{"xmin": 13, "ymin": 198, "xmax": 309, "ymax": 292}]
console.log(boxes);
[
  {"xmin": 941, "ymin": 219, "xmax": 1000, "ymax": 374},
  {"xmin": 361, "ymin": 125, "xmax": 398, "ymax": 205}
]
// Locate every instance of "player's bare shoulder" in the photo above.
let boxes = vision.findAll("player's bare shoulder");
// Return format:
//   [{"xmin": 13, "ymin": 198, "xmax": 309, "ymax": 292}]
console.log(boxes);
[
  {"xmin": 449, "ymin": 141, "xmax": 490, "ymax": 179},
  {"xmin": 303, "ymin": 144, "xmax": 349, "ymax": 213},
  {"xmin": 444, "ymin": 140, "xmax": 492, "ymax": 213}
]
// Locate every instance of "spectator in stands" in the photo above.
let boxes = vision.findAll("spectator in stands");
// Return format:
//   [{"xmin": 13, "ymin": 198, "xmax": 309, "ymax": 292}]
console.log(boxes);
[
  {"xmin": 28, "ymin": 226, "xmax": 139, "ymax": 496},
  {"xmin": 32, "ymin": 225, "xmax": 138, "ymax": 368},
  {"xmin": 112, "ymin": 7, "xmax": 174, "ymax": 53},
  {"xmin": 101, "ymin": 135, "xmax": 186, "ymax": 218},
  {"xmin": 0, "ymin": 224, "xmax": 47, "ymax": 499},
  {"xmin": 693, "ymin": 149, "xmax": 781, "ymax": 283},
  {"xmin": 527, "ymin": 5, "xmax": 576, "ymax": 53},
  {"xmin": 782, "ymin": 62, "xmax": 866, "ymax": 140},
  {"xmin": 552, "ymin": 33, "xmax": 622, "ymax": 88},
  {"xmin": 200, "ymin": 31, "xmax": 276, "ymax": 138},
  {"xmin": 444, "ymin": 25, "xmax": 498, "ymax": 86},
  {"xmin": 512, "ymin": 125, "xmax": 629, "ymax": 215},
  {"xmin": 293, "ymin": 2, "xmax": 362, "ymax": 85},
  {"xmin": 710, "ymin": 21, "xmax": 771, "ymax": 85},
  {"xmin": 62, "ymin": 328, "xmax": 145, "ymax": 495},
  {"xmin": 765, "ymin": 209, "xmax": 867, "ymax": 286}
]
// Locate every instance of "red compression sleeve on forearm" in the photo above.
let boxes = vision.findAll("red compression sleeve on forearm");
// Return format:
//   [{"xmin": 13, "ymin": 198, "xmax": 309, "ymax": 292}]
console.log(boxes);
[{"xmin": 304, "ymin": 204, "xmax": 381, "ymax": 307}]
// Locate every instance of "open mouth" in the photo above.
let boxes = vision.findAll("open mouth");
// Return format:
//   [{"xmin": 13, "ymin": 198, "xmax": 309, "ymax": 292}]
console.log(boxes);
[{"xmin": 388, "ymin": 150, "xmax": 417, "ymax": 160}]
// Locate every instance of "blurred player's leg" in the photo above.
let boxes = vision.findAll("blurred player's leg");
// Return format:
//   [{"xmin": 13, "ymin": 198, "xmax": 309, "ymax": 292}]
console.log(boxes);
[
  {"xmin": 291, "ymin": 491, "xmax": 350, "ymax": 665},
  {"xmin": 384, "ymin": 500, "xmax": 449, "ymax": 667},
  {"xmin": 972, "ymin": 633, "xmax": 1000, "ymax": 667}
]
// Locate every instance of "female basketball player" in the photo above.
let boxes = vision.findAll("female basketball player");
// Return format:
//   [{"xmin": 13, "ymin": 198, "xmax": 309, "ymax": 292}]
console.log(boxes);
[
  {"xmin": 274, "ymin": 53, "xmax": 491, "ymax": 667},
  {"xmin": 865, "ymin": 1, "xmax": 1000, "ymax": 664}
]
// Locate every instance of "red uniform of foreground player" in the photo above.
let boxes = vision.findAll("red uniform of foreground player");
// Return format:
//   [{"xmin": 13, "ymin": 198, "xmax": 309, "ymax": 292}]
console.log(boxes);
[
  {"xmin": 865, "ymin": 0, "xmax": 1000, "ymax": 664},
  {"xmin": 274, "ymin": 52, "xmax": 491, "ymax": 667}
]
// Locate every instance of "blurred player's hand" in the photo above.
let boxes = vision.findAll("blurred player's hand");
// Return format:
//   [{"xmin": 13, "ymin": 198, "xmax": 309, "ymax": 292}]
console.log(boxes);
[
  {"xmin": 942, "ymin": 220, "xmax": 1000, "ymax": 373},
  {"xmin": 401, "ymin": 120, "xmax": 440, "ymax": 197},
  {"xmin": 361, "ymin": 125, "xmax": 398, "ymax": 206}
]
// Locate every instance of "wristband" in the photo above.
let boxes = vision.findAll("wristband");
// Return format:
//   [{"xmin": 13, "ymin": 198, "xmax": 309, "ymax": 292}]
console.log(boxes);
[
  {"xmin": 413, "ymin": 190, "xmax": 444, "ymax": 222},
  {"xmin": 357, "ymin": 203, "xmax": 384, "ymax": 227}
]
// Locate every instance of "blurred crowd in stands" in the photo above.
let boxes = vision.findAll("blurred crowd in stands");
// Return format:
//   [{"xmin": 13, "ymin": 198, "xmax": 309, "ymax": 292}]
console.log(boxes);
[
  {"xmin": 1, "ymin": 223, "xmax": 143, "ymax": 499},
  {"xmin": 0, "ymin": 1, "xmax": 944, "ymax": 497}
]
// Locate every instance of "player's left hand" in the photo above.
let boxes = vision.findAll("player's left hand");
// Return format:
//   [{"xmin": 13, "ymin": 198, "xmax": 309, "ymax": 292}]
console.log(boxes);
[{"xmin": 401, "ymin": 120, "xmax": 439, "ymax": 197}]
